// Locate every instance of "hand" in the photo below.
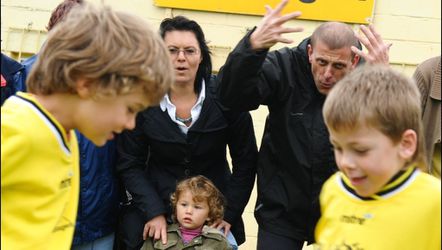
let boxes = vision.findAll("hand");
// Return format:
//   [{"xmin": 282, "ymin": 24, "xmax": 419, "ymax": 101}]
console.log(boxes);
[
  {"xmin": 211, "ymin": 219, "xmax": 232, "ymax": 237},
  {"xmin": 250, "ymin": 0, "xmax": 303, "ymax": 50},
  {"xmin": 351, "ymin": 24, "xmax": 392, "ymax": 65},
  {"xmin": 143, "ymin": 215, "xmax": 167, "ymax": 245}
]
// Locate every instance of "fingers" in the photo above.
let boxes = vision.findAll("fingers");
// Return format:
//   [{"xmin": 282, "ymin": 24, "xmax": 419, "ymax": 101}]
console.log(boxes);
[
  {"xmin": 161, "ymin": 226, "xmax": 168, "ymax": 245},
  {"xmin": 275, "ymin": 11, "xmax": 302, "ymax": 25},
  {"xmin": 209, "ymin": 220, "xmax": 219, "ymax": 228},
  {"xmin": 215, "ymin": 220, "xmax": 232, "ymax": 236},
  {"xmin": 355, "ymin": 24, "xmax": 391, "ymax": 65},
  {"xmin": 272, "ymin": 0, "xmax": 290, "ymax": 17},
  {"xmin": 143, "ymin": 226, "xmax": 148, "ymax": 240},
  {"xmin": 355, "ymin": 31, "xmax": 372, "ymax": 52},
  {"xmin": 264, "ymin": 5, "xmax": 272, "ymax": 16},
  {"xmin": 143, "ymin": 223, "xmax": 152, "ymax": 240},
  {"xmin": 350, "ymin": 46, "xmax": 364, "ymax": 59}
]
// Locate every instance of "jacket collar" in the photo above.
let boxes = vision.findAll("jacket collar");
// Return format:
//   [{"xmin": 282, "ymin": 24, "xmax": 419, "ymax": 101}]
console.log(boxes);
[{"xmin": 338, "ymin": 167, "xmax": 418, "ymax": 201}]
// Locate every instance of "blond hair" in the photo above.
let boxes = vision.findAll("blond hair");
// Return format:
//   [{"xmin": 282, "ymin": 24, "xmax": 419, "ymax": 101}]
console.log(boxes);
[
  {"xmin": 171, "ymin": 175, "xmax": 225, "ymax": 225},
  {"xmin": 27, "ymin": 2, "xmax": 173, "ymax": 105},
  {"xmin": 323, "ymin": 65, "xmax": 426, "ymax": 168}
]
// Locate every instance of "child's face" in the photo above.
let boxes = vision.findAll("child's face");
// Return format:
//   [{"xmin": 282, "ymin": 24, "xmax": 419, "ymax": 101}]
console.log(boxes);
[
  {"xmin": 329, "ymin": 124, "xmax": 414, "ymax": 197},
  {"xmin": 176, "ymin": 190, "xmax": 210, "ymax": 230},
  {"xmin": 75, "ymin": 84, "xmax": 149, "ymax": 146}
]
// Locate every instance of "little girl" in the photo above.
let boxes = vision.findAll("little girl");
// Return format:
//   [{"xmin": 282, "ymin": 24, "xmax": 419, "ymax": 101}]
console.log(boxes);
[{"xmin": 140, "ymin": 175, "xmax": 233, "ymax": 250}]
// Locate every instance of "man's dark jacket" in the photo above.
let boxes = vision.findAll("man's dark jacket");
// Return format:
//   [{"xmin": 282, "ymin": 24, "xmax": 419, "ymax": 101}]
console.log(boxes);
[
  {"xmin": 116, "ymin": 77, "xmax": 258, "ymax": 246},
  {"xmin": 217, "ymin": 31, "xmax": 363, "ymax": 242}
]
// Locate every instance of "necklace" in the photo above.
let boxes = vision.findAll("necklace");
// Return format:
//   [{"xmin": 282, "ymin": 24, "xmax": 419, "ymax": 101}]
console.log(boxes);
[{"xmin": 176, "ymin": 115, "xmax": 192, "ymax": 124}]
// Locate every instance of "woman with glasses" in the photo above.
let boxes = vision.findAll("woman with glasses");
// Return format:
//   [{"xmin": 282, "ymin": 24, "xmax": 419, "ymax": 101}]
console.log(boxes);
[{"xmin": 116, "ymin": 16, "xmax": 258, "ymax": 250}]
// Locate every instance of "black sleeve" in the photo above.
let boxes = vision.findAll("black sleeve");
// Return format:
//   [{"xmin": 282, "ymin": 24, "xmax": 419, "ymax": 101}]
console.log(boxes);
[
  {"xmin": 217, "ymin": 28, "xmax": 284, "ymax": 111},
  {"xmin": 116, "ymin": 113, "xmax": 166, "ymax": 221},
  {"xmin": 222, "ymin": 110, "xmax": 258, "ymax": 225}
]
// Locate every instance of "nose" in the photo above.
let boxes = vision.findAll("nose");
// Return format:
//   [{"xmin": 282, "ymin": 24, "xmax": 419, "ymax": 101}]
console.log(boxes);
[
  {"xmin": 176, "ymin": 50, "xmax": 186, "ymax": 61},
  {"xmin": 324, "ymin": 65, "xmax": 333, "ymax": 80},
  {"xmin": 185, "ymin": 206, "xmax": 193, "ymax": 214},
  {"xmin": 338, "ymin": 151, "xmax": 355, "ymax": 171}
]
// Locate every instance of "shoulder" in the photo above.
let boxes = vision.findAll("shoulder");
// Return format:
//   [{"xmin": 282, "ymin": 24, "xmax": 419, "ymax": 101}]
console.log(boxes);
[
  {"xmin": 201, "ymin": 226, "xmax": 232, "ymax": 249},
  {"xmin": 319, "ymin": 173, "xmax": 343, "ymax": 204},
  {"xmin": 417, "ymin": 56, "xmax": 441, "ymax": 73},
  {"xmin": 414, "ymin": 171, "xmax": 441, "ymax": 197},
  {"xmin": 201, "ymin": 226, "xmax": 227, "ymax": 241}
]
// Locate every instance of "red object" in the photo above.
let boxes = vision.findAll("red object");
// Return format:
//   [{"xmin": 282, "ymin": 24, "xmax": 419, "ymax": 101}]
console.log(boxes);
[{"xmin": 1, "ymin": 74, "xmax": 6, "ymax": 87}]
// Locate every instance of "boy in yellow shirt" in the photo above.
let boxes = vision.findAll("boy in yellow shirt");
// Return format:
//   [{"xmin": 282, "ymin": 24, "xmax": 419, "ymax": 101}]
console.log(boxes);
[
  {"xmin": 315, "ymin": 65, "xmax": 441, "ymax": 250},
  {"xmin": 1, "ymin": 3, "xmax": 173, "ymax": 250}
]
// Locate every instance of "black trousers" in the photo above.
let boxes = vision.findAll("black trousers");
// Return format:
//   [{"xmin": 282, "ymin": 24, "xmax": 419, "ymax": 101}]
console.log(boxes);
[{"xmin": 257, "ymin": 227, "xmax": 305, "ymax": 250}]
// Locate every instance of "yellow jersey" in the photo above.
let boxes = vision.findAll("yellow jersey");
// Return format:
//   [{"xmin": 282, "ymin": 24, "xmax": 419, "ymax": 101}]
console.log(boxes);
[
  {"xmin": 315, "ymin": 167, "xmax": 441, "ymax": 250},
  {"xmin": 1, "ymin": 92, "xmax": 79, "ymax": 250}
]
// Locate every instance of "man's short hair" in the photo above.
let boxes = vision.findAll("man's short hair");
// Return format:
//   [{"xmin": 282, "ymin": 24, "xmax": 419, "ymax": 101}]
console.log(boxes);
[
  {"xmin": 323, "ymin": 65, "xmax": 426, "ymax": 167},
  {"xmin": 310, "ymin": 22, "xmax": 360, "ymax": 53},
  {"xmin": 27, "ymin": 2, "xmax": 173, "ymax": 105}
]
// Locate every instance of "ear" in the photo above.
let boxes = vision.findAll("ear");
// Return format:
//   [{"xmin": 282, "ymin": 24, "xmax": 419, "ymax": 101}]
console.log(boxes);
[
  {"xmin": 398, "ymin": 129, "xmax": 417, "ymax": 161},
  {"xmin": 308, "ymin": 44, "xmax": 313, "ymax": 64},
  {"xmin": 351, "ymin": 54, "xmax": 360, "ymax": 69},
  {"xmin": 75, "ymin": 78, "xmax": 92, "ymax": 98}
]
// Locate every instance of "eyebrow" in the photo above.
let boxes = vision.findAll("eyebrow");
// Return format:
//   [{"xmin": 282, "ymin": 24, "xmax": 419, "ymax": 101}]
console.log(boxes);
[{"xmin": 316, "ymin": 56, "xmax": 348, "ymax": 65}]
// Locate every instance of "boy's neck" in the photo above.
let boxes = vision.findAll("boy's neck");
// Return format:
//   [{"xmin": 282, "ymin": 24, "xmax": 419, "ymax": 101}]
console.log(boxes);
[{"xmin": 34, "ymin": 93, "xmax": 78, "ymax": 132}]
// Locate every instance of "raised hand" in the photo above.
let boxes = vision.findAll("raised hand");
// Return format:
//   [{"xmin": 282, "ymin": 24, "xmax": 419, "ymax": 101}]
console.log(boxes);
[
  {"xmin": 250, "ymin": 0, "xmax": 303, "ymax": 50},
  {"xmin": 351, "ymin": 24, "xmax": 392, "ymax": 65}
]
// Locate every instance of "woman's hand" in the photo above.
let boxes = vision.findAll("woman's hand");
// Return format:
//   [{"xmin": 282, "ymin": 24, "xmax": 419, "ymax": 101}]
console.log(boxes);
[
  {"xmin": 211, "ymin": 219, "xmax": 232, "ymax": 237},
  {"xmin": 143, "ymin": 215, "xmax": 168, "ymax": 245}
]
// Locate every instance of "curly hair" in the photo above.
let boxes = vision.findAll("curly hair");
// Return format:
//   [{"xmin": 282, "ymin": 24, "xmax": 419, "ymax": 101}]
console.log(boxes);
[{"xmin": 170, "ymin": 175, "xmax": 225, "ymax": 225}]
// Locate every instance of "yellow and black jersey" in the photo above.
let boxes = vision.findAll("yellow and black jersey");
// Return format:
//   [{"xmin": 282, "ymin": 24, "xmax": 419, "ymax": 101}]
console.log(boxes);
[
  {"xmin": 315, "ymin": 167, "xmax": 441, "ymax": 250},
  {"xmin": 1, "ymin": 92, "xmax": 79, "ymax": 250}
]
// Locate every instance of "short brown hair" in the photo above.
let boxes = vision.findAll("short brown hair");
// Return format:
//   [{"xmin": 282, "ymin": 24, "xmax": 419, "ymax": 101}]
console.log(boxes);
[
  {"xmin": 27, "ymin": 2, "xmax": 173, "ymax": 106},
  {"xmin": 171, "ymin": 175, "xmax": 225, "ymax": 225},
  {"xmin": 311, "ymin": 22, "xmax": 359, "ymax": 55},
  {"xmin": 323, "ymin": 65, "xmax": 426, "ymax": 168}
]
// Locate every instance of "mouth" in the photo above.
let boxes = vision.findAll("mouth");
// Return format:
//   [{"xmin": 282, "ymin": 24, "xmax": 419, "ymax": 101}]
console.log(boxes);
[
  {"xmin": 175, "ymin": 67, "xmax": 188, "ymax": 72},
  {"xmin": 320, "ymin": 82, "xmax": 333, "ymax": 89},
  {"xmin": 182, "ymin": 217, "xmax": 192, "ymax": 223},
  {"xmin": 349, "ymin": 176, "xmax": 367, "ymax": 186}
]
